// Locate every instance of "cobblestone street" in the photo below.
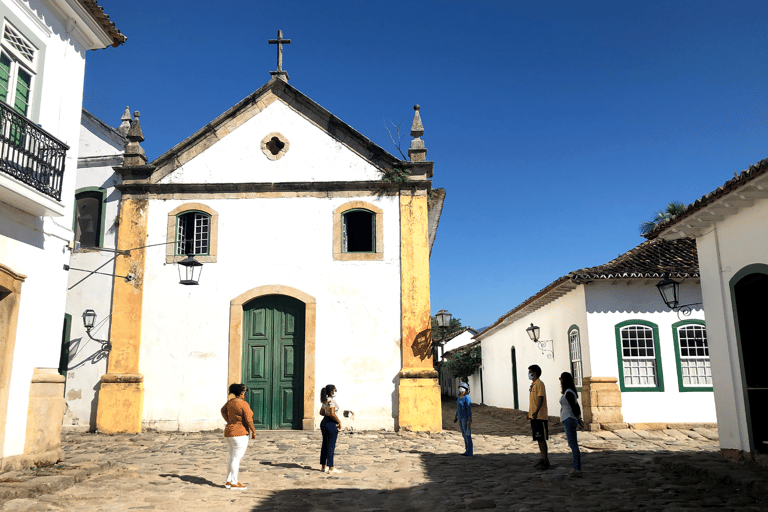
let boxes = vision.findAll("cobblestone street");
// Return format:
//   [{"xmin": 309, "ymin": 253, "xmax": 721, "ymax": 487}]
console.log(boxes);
[{"xmin": 1, "ymin": 400, "xmax": 766, "ymax": 511}]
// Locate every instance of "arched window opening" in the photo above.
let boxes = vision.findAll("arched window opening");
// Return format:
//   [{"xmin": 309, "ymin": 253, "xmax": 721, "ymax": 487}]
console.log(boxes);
[
  {"xmin": 342, "ymin": 209, "xmax": 374, "ymax": 253},
  {"xmin": 74, "ymin": 190, "xmax": 103, "ymax": 248},
  {"xmin": 176, "ymin": 211, "xmax": 210, "ymax": 256},
  {"xmin": 568, "ymin": 327, "xmax": 583, "ymax": 388}
]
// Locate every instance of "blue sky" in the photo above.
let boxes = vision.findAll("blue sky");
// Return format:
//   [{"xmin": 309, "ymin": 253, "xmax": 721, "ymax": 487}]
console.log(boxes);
[{"xmin": 84, "ymin": 0, "xmax": 768, "ymax": 330}]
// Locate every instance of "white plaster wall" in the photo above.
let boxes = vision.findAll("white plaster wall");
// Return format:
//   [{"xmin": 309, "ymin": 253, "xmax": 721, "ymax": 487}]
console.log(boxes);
[
  {"xmin": 62, "ymin": 112, "xmax": 125, "ymax": 430},
  {"xmin": 0, "ymin": 2, "xmax": 97, "ymax": 456},
  {"xmin": 480, "ymin": 286, "xmax": 588, "ymax": 419},
  {"xmin": 158, "ymin": 101, "xmax": 384, "ymax": 185},
  {"xmin": 584, "ymin": 280, "xmax": 714, "ymax": 423},
  {"xmin": 439, "ymin": 331, "xmax": 476, "ymax": 361},
  {"xmin": 138, "ymin": 194, "xmax": 402, "ymax": 431},
  {"xmin": 688, "ymin": 197, "xmax": 768, "ymax": 452}
]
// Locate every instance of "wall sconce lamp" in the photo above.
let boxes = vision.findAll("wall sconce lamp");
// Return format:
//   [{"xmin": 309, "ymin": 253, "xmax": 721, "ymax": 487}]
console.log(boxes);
[
  {"xmin": 525, "ymin": 323, "xmax": 554, "ymax": 360},
  {"xmin": 655, "ymin": 273, "xmax": 702, "ymax": 319},
  {"xmin": 82, "ymin": 309, "xmax": 112, "ymax": 352},
  {"xmin": 64, "ymin": 241, "xmax": 204, "ymax": 286},
  {"xmin": 433, "ymin": 309, "xmax": 452, "ymax": 362}
]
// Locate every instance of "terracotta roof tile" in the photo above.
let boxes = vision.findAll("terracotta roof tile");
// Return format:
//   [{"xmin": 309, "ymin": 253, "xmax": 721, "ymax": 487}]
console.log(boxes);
[
  {"xmin": 78, "ymin": 0, "xmax": 127, "ymax": 47},
  {"xmin": 646, "ymin": 158, "xmax": 768, "ymax": 238}
]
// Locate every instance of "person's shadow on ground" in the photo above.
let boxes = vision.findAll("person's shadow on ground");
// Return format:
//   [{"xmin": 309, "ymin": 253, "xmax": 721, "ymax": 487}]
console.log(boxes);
[{"xmin": 158, "ymin": 473, "xmax": 220, "ymax": 488}]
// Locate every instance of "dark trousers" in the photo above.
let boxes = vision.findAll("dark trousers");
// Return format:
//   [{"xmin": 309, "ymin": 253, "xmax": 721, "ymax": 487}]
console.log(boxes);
[{"xmin": 320, "ymin": 417, "xmax": 339, "ymax": 467}]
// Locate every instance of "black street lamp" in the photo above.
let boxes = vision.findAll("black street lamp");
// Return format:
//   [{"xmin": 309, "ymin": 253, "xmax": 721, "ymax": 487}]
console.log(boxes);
[
  {"xmin": 81, "ymin": 309, "xmax": 111, "ymax": 352},
  {"xmin": 434, "ymin": 309, "xmax": 452, "ymax": 363},
  {"xmin": 178, "ymin": 252, "xmax": 203, "ymax": 285},
  {"xmin": 655, "ymin": 273, "xmax": 701, "ymax": 318},
  {"xmin": 525, "ymin": 323, "xmax": 553, "ymax": 360}
]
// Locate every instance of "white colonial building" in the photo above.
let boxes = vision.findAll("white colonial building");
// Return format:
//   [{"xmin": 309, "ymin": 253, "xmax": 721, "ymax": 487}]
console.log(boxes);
[
  {"xmin": 67, "ymin": 68, "xmax": 445, "ymax": 434},
  {"xmin": 648, "ymin": 158, "xmax": 768, "ymax": 464},
  {"xmin": 0, "ymin": 0, "xmax": 124, "ymax": 469},
  {"xmin": 477, "ymin": 237, "xmax": 716, "ymax": 429}
]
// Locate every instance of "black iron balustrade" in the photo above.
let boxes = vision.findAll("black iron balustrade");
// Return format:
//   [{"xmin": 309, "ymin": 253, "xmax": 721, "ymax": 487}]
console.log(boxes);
[{"xmin": 0, "ymin": 101, "xmax": 68, "ymax": 202}]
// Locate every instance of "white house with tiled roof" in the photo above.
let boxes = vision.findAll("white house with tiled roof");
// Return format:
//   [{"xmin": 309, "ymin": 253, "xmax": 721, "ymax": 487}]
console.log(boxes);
[
  {"xmin": 0, "ymin": 0, "xmax": 124, "ymax": 469},
  {"xmin": 648, "ymin": 158, "xmax": 768, "ymax": 464},
  {"xmin": 66, "ymin": 61, "xmax": 446, "ymax": 434},
  {"xmin": 477, "ymin": 237, "xmax": 715, "ymax": 429}
]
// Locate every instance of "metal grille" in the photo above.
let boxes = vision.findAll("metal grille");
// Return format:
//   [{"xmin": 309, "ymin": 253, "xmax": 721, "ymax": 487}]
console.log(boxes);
[
  {"xmin": 678, "ymin": 324, "xmax": 712, "ymax": 387},
  {"xmin": 569, "ymin": 329, "xmax": 583, "ymax": 387},
  {"xmin": 621, "ymin": 325, "xmax": 658, "ymax": 387},
  {"xmin": 0, "ymin": 100, "xmax": 66, "ymax": 201},
  {"xmin": 177, "ymin": 212, "xmax": 210, "ymax": 255},
  {"xmin": 3, "ymin": 24, "xmax": 34, "ymax": 63}
]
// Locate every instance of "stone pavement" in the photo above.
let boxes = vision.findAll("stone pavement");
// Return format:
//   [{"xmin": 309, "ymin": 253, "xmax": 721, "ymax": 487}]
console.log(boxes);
[{"xmin": 1, "ymin": 399, "xmax": 767, "ymax": 511}]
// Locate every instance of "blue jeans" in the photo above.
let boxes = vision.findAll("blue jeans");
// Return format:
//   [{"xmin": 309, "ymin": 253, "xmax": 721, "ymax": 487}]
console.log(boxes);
[
  {"xmin": 320, "ymin": 417, "xmax": 339, "ymax": 467},
  {"xmin": 459, "ymin": 416, "xmax": 473, "ymax": 456},
  {"xmin": 563, "ymin": 417, "xmax": 581, "ymax": 470}
]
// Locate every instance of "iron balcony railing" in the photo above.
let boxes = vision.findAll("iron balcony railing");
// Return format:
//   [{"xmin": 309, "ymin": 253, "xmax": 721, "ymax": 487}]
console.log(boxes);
[{"xmin": 0, "ymin": 100, "xmax": 68, "ymax": 202}]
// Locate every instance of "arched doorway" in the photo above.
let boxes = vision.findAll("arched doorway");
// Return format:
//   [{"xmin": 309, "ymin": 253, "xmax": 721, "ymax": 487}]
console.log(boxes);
[
  {"xmin": 732, "ymin": 267, "xmax": 768, "ymax": 453},
  {"xmin": 229, "ymin": 285, "xmax": 316, "ymax": 430},
  {"xmin": 510, "ymin": 346, "xmax": 519, "ymax": 410},
  {"xmin": 242, "ymin": 295, "xmax": 304, "ymax": 430}
]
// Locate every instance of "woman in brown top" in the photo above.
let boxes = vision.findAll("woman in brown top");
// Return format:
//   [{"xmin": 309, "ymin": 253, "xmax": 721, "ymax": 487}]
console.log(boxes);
[{"xmin": 221, "ymin": 383, "xmax": 256, "ymax": 490}]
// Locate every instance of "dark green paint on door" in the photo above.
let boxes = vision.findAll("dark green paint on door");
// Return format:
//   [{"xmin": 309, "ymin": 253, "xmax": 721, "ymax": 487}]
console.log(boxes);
[{"xmin": 243, "ymin": 295, "xmax": 305, "ymax": 430}]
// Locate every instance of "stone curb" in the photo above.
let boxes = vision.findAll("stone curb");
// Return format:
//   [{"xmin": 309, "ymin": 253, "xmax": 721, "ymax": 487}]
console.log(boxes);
[{"xmin": 0, "ymin": 461, "xmax": 111, "ymax": 502}]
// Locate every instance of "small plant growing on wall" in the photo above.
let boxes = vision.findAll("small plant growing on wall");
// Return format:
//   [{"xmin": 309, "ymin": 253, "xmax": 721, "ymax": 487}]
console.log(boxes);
[{"xmin": 381, "ymin": 167, "xmax": 411, "ymax": 184}]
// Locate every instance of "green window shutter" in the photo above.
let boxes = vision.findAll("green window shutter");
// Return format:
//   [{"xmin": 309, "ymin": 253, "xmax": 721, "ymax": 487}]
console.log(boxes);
[
  {"xmin": 0, "ymin": 53, "xmax": 10, "ymax": 103},
  {"xmin": 13, "ymin": 68, "xmax": 30, "ymax": 116}
]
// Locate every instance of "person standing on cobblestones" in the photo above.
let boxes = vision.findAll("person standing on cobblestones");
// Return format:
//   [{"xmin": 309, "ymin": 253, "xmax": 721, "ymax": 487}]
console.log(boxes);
[
  {"xmin": 453, "ymin": 382, "xmax": 473, "ymax": 456},
  {"xmin": 221, "ymin": 383, "xmax": 256, "ymax": 490},
  {"xmin": 320, "ymin": 384, "xmax": 343, "ymax": 474},
  {"xmin": 559, "ymin": 372, "xmax": 583, "ymax": 477},
  {"xmin": 528, "ymin": 365, "xmax": 550, "ymax": 469}
]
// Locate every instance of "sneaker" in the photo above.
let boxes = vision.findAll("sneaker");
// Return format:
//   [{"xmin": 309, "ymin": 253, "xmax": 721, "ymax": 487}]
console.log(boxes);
[
  {"xmin": 328, "ymin": 468, "xmax": 343, "ymax": 475},
  {"xmin": 322, "ymin": 467, "xmax": 329, "ymax": 473},
  {"xmin": 224, "ymin": 482, "xmax": 231, "ymax": 489},
  {"xmin": 534, "ymin": 460, "xmax": 550, "ymax": 470},
  {"xmin": 568, "ymin": 469, "xmax": 582, "ymax": 477},
  {"xmin": 229, "ymin": 482, "xmax": 247, "ymax": 490}
]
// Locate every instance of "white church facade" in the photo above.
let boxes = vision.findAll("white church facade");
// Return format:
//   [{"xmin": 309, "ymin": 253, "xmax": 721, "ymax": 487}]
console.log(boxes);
[{"xmin": 64, "ymin": 69, "xmax": 445, "ymax": 433}]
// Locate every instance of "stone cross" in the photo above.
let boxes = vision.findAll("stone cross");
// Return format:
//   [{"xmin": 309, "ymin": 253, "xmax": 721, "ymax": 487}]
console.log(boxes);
[{"xmin": 268, "ymin": 30, "xmax": 291, "ymax": 81}]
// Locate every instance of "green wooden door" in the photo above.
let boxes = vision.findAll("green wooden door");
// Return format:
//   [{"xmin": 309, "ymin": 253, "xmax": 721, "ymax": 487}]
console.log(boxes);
[{"xmin": 243, "ymin": 295, "xmax": 304, "ymax": 430}]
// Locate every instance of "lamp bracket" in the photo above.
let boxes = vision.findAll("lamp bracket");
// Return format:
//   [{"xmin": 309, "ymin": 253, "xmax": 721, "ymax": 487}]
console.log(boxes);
[
  {"xmin": 84, "ymin": 328, "xmax": 112, "ymax": 352},
  {"xmin": 673, "ymin": 302, "xmax": 703, "ymax": 320},
  {"xmin": 536, "ymin": 339, "xmax": 554, "ymax": 360}
]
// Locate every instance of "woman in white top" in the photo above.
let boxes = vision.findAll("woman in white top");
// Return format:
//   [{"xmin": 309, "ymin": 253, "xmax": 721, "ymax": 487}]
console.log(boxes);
[
  {"xmin": 319, "ymin": 384, "xmax": 342, "ymax": 474},
  {"xmin": 559, "ymin": 372, "xmax": 583, "ymax": 476}
]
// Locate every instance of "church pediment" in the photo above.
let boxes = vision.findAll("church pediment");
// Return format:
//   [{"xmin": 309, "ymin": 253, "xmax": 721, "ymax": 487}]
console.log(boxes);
[{"xmin": 148, "ymin": 78, "xmax": 408, "ymax": 186}]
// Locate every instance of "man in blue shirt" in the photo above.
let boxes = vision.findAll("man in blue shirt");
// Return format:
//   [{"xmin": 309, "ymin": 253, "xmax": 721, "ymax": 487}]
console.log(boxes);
[{"xmin": 453, "ymin": 382, "xmax": 473, "ymax": 456}]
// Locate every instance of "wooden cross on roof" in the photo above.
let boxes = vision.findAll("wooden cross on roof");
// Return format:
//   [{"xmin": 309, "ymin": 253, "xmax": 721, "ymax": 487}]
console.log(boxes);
[{"xmin": 269, "ymin": 30, "xmax": 291, "ymax": 82}]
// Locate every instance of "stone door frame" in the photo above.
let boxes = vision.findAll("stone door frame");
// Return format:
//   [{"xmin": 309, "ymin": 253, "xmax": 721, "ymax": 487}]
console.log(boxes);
[
  {"xmin": 229, "ymin": 285, "xmax": 316, "ymax": 430},
  {"xmin": 0, "ymin": 264, "xmax": 26, "ymax": 463}
]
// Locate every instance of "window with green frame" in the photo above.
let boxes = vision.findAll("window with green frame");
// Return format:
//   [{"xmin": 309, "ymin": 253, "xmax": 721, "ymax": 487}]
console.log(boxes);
[
  {"xmin": 672, "ymin": 320, "xmax": 712, "ymax": 392},
  {"xmin": 615, "ymin": 319, "xmax": 665, "ymax": 392},
  {"xmin": 0, "ymin": 22, "xmax": 36, "ymax": 146},
  {"xmin": 342, "ymin": 209, "xmax": 375, "ymax": 253},
  {"xmin": 567, "ymin": 325, "xmax": 583, "ymax": 388},
  {"xmin": 73, "ymin": 188, "xmax": 106, "ymax": 248},
  {"xmin": 176, "ymin": 211, "xmax": 211, "ymax": 256}
]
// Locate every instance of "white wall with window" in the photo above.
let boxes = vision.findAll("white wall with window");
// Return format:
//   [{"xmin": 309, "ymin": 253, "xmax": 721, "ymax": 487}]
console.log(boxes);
[
  {"xmin": 0, "ymin": 1, "xmax": 124, "ymax": 464},
  {"xmin": 585, "ymin": 281, "xmax": 715, "ymax": 423}
]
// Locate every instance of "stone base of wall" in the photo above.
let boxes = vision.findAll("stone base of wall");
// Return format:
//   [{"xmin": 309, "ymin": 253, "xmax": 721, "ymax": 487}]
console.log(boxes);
[
  {"xmin": 397, "ymin": 374, "xmax": 441, "ymax": 432},
  {"xmin": 0, "ymin": 448, "xmax": 63, "ymax": 471},
  {"xmin": 582, "ymin": 377, "xmax": 623, "ymax": 430},
  {"xmin": 722, "ymin": 448, "xmax": 768, "ymax": 468},
  {"xmin": 22, "ymin": 369, "xmax": 66, "ymax": 465},
  {"xmin": 96, "ymin": 374, "xmax": 144, "ymax": 434}
]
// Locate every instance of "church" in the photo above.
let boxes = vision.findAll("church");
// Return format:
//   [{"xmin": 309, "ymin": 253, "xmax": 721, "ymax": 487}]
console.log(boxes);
[{"xmin": 63, "ymin": 33, "xmax": 445, "ymax": 433}]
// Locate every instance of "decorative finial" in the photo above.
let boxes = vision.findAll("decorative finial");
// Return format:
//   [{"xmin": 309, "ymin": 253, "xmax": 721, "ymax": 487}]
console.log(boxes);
[
  {"xmin": 123, "ymin": 110, "xmax": 147, "ymax": 166},
  {"xmin": 117, "ymin": 106, "xmax": 131, "ymax": 136},
  {"xmin": 408, "ymin": 104, "xmax": 426, "ymax": 162},
  {"xmin": 268, "ymin": 30, "xmax": 291, "ymax": 82}
]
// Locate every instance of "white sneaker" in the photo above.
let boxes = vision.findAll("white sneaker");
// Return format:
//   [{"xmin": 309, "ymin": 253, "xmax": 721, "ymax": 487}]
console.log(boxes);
[{"xmin": 328, "ymin": 468, "xmax": 343, "ymax": 474}]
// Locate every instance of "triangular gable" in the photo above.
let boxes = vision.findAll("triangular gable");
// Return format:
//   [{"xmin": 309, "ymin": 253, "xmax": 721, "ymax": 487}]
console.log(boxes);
[{"xmin": 149, "ymin": 78, "xmax": 404, "ymax": 185}]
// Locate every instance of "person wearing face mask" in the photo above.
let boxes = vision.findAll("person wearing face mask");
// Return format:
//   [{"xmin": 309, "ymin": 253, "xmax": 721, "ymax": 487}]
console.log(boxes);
[
  {"xmin": 453, "ymin": 382, "xmax": 473, "ymax": 456},
  {"xmin": 527, "ymin": 365, "xmax": 550, "ymax": 469},
  {"xmin": 319, "ymin": 384, "xmax": 342, "ymax": 474},
  {"xmin": 221, "ymin": 383, "xmax": 256, "ymax": 489}
]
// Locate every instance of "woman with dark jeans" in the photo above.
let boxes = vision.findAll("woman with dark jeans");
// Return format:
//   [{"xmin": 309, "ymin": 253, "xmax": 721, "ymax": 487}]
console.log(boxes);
[
  {"xmin": 559, "ymin": 372, "xmax": 583, "ymax": 477},
  {"xmin": 319, "ymin": 384, "xmax": 342, "ymax": 474}
]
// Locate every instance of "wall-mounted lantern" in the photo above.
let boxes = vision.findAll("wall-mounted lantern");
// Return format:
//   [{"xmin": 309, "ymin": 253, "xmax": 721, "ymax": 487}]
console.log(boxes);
[
  {"xmin": 82, "ymin": 309, "xmax": 112, "ymax": 352},
  {"xmin": 655, "ymin": 273, "xmax": 701, "ymax": 318},
  {"xmin": 525, "ymin": 323, "xmax": 554, "ymax": 360},
  {"xmin": 178, "ymin": 252, "xmax": 203, "ymax": 285}
]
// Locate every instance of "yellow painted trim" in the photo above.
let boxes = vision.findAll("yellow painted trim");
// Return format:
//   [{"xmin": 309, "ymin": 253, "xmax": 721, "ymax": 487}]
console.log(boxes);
[
  {"xmin": 332, "ymin": 200, "xmax": 384, "ymax": 261},
  {"xmin": 96, "ymin": 197, "xmax": 148, "ymax": 433},
  {"xmin": 165, "ymin": 202, "xmax": 219, "ymax": 264},
  {"xmin": 397, "ymin": 192, "xmax": 440, "ymax": 431},
  {"xmin": 229, "ymin": 285, "xmax": 316, "ymax": 430}
]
